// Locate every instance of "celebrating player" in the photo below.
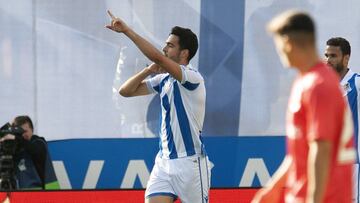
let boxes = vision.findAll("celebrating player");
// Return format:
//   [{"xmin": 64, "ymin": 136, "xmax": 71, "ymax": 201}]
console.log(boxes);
[{"xmin": 106, "ymin": 10, "xmax": 211, "ymax": 203}]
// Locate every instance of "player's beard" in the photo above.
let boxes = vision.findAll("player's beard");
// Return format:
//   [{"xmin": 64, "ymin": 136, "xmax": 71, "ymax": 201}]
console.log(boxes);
[
  {"xmin": 333, "ymin": 59, "xmax": 346, "ymax": 75},
  {"xmin": 167, "ymin": 53, "xmax": 181, "ymax": 64}
]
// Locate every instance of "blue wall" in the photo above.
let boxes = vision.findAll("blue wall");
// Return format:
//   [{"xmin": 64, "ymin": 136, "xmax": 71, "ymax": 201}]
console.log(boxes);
[{"xmin": 199, "ymin": 0, "xmax": 245, "ymax": 135}]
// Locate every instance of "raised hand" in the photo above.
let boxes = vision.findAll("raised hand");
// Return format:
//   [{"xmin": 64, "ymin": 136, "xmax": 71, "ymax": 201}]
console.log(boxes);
[{"xmin": 105, "ymin": 10, "xmax": 129, "ymax": 33}]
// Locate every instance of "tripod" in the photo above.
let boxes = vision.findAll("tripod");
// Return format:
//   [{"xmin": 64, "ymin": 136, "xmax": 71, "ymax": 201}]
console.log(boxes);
[{"xmin": 0, "ymin": 154, "xmax": 17, "ymax": 190}]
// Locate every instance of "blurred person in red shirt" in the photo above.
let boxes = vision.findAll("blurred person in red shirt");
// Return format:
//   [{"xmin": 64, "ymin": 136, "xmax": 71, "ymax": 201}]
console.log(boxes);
[{"xmin": 252, "ymin": 10, "xmax": 355, "ymax": 203}]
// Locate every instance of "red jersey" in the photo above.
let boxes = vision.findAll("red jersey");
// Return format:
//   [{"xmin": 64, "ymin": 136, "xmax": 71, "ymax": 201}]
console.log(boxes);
[{"xmin": 285, "ymin": 62, "xmax": 355, "ymax": 203}]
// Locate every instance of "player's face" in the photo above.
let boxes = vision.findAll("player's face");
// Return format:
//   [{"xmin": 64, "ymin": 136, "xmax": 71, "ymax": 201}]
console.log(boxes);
[
  {"xmin": 163, "ymin": 34, "xmax": 182, "ymax": 63},
  {"xmin": 21, "ymin": 123, "xmax": 33, "ymax": 141},
  {"xmin": 324, "ymin": 46, "xmax": 346, "ymax": 74}
]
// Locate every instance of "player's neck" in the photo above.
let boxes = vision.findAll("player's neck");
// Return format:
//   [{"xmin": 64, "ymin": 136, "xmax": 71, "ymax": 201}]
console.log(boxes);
[
  {"xmin": 339, "ymin": 68, "xmax": 349, "ymax": 80},
  {"xmin": 295, "ymin": 49, "xmax": 320, "ymax": 74},
  {"xmin": 179, "ymin": 59, "xmax": 189, "ymax": 66}
]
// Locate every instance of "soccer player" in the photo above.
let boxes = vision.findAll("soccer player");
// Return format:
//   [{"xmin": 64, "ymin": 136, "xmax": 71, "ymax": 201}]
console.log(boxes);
[
  {"xmin": 105, "ymin": 10, "xmax": 211, "ymax": 203},
  {"xmin": 325, "ymin": 37, "xmax": 360, "ymax": 203},
  {"xmin": 252, "ymin": 10, "xmax": 355, "ymax": 203}
]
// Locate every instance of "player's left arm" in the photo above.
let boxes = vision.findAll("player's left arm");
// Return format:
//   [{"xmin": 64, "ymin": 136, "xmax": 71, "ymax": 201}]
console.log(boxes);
[
  {"xmin": 251, "ymin": 155, "xmax": 292, "ymax": 203},
  {"xmin": 306, "ymin": 140, "xmax": 331, "ymax": 203},
  {"xmin": 106, "ymin": 10, "xmax": 183, "ymax": 82}
]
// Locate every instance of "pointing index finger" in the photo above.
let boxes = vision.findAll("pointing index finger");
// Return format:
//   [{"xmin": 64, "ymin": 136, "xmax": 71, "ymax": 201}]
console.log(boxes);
[{"xmin": 107, "ymin": 10, "xmax": 116, "ymax": 20}]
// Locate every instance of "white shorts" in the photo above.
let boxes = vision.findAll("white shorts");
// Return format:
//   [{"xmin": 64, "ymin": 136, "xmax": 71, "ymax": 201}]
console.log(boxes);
[{"xmin": 145, "ymin": 154, "xmax": 211, "ymax": 203}]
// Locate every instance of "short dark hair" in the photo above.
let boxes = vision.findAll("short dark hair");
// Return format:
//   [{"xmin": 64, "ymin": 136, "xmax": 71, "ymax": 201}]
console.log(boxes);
[
  {"xmin": 170, "ymin": 26, "xmax": 198, "ymax": 61},
  {"xmin": 268, "ymin": 10, "xmax": 315, "ymax": 46},
  {"xmin": 12, "ymin": 115, "xmax": 34, "ymax": 131},
  {"xmin": 268, "ymin": 10, "xmax": 314, "ymax": 35},
  {"xmin": 326, "ymin": 37, "xmax": 351, "ymax": 56}
]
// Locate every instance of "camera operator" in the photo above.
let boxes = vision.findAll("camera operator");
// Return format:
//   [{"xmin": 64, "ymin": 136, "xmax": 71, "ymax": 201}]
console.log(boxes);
[{"xmin": 0, "ymin": 115, "xmax": 59, "ymax": 189}]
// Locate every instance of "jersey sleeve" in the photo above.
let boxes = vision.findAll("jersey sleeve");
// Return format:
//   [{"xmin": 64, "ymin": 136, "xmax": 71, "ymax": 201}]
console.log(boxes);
[
  {"xmin": 145, "ymin": 73, "xmax": 166, "ymax": 94},
  {"xmin": 180, "ymin": 65, "xmax": 203, "ymax": 85},
  {"xmin": 306, "ymin": 82, "xmax": 344, "ymax": 141}
]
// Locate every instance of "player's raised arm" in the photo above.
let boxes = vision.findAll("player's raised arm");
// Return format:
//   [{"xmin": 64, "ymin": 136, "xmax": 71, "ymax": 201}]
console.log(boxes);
[{"xmin": 105, "ymin": 10, "xmax": 183, "ymax": 82}]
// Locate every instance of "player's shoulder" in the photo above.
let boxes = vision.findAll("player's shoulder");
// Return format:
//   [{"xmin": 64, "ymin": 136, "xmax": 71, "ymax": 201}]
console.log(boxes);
[
  {"xmin": 31, "ymin": 135, "xmax": 48, "ymax": 145},
  {"xmin": 305, "ymin": 64, "xmax": 339, "ymax": 92},
  {"xmin": 180, "ymin": 64, "xmax": 204, "ymax": 80},
  {"xmin": 346, "ymin": 69, "xmax": 360, "ymax": 85},
  {"xmin": 306, "ymin": 63, "xmax": 335, "ymax": 83},
  {"xmin": 180, "ymin": 64, "xmax": 200, "ymax": 73},
  {"xmin": 319, "ymin": 63, "xmax": 340, "ymax": 83}
]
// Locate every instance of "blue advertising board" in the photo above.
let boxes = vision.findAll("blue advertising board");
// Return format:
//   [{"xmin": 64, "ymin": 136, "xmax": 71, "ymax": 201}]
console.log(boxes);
[{"xmin": 48, "ymin": 136, "xmax": 285, "ymax": 189}]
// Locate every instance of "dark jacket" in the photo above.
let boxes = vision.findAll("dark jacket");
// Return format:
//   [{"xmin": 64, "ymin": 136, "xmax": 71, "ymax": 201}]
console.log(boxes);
[{"xmin": 15, "ymin": 135, "xmax": 59, "ymax": 189}]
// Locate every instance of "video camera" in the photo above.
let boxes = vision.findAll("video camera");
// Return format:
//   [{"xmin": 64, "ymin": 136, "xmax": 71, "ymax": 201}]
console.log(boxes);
[
  {"xmin": 0, "ymin": 122, "xmax": 25, "ymax": 190},
  {"xmin": 0, "ymin": 123, "xmax": 24, "ymax": 154},
  {"xmin": 0, "ymin": 122, "xmax": 24, "ymax": 136}
]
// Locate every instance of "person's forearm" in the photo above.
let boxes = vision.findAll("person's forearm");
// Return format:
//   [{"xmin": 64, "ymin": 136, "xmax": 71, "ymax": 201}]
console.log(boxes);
[
  {"xmin": 124, "ymin": 29, "xmax": 165, "ymax": 68},
  {"xmin": 266, "ymin": 156, "xmax": 290, "ymax": 188},
  {"xmin": 307, "ymin": 141, "xmax": 331, "ymax": 203},
  {"xmin": 119, "ymin": 67, "xmax": 152, "ymax": 97},
  {"xmin": 252, "ymin": 156, "xmax": 291, "ymax": 203}
]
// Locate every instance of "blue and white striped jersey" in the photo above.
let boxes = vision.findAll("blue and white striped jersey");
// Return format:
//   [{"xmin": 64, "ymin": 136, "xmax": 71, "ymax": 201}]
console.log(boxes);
[
  {"xmin": 342, "ymin": 69, "xmax": 360, "ymax": 163},
  {"xmin": 146, "ymin": 65, "xmax": 206, "ymax": 159}
]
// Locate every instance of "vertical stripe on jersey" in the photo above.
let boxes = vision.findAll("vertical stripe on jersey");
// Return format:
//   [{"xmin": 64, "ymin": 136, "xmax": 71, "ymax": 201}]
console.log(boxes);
[
  {"xmin": 173, "ymin": 82, "xmax": 196, "ymax": 156},
  {"xmin": 156, "ymin": 75, "xmax": 170, "ymax": 93},
  {"xmin": 348, "ymin": 74, "xmax": 359, "ymax": 162},
  {"xmin": 157, "ymin": 75, "xmax": 170, "ymax": 157},
  {"xmin": 158, "ymin": 109, "xmax": 163, "ymax": 157},
  {"xmin": 161, "ymin": 94, "xmax": 178, "ymax": 159}
]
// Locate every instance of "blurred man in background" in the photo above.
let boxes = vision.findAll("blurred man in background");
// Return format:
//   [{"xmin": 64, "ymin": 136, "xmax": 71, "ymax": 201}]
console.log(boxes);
[
  {"xmin": 325, "ymin": 37, "xmax": 360, "ymax": 203},
  {"xmin": 252, "ymin": 10, "xmax": 355, "ymax": 203}
]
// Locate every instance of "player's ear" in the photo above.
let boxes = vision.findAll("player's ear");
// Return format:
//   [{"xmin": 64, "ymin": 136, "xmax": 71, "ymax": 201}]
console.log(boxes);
[
  {"xmin": 283, "ymin": 35, "xmax": 293, "ymax": 53},
  {"xmin": 343, "ymin": 54, "xmax": 350, "ymax": 67},
  {"xmin": 180, "ymin": 49, "xmax": 189, "ymax": 61}
]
